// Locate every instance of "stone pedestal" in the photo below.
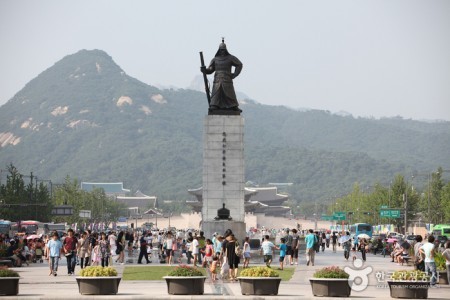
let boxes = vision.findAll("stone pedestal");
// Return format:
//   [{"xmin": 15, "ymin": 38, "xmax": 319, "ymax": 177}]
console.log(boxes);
[{"xmin": 202, "ymin": 115, "xmax": 245, "ymax": 241}]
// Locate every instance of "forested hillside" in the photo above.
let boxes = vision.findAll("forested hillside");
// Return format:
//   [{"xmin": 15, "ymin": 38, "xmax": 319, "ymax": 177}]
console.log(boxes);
[{"xmin": 0, "ymin": 49, "xmax": 449, "ymax": 207}]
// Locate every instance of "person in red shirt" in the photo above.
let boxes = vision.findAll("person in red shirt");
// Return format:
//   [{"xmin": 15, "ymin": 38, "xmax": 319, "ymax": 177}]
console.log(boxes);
[{"xmin": 63, "ymin": 229, "xmax": 78, "ymax": 275}]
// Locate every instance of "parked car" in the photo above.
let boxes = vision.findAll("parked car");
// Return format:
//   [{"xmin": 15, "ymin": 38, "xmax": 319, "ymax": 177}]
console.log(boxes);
[{"xmin": 405, "ymin": 235, "xmax": 417, "ymax": 244}]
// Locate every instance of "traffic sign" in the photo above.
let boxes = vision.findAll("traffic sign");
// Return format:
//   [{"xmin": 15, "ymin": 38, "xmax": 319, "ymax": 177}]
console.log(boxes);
[
  {"xmin": 321, "ymin": 215, "xmax": 333, "ymax": 221},
  {"xmin": 380, "ymin": 209, "xmax": 401, "ymax": 218},
  {"xmin": 332, "ymin": 212, "xmax": 346, "ymax": 220}
]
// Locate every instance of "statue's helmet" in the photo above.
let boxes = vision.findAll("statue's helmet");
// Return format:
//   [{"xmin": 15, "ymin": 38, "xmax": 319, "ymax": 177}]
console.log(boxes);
[{"xmin": 215, "ymin": 38, "xmax": 230, "ymax": 56}]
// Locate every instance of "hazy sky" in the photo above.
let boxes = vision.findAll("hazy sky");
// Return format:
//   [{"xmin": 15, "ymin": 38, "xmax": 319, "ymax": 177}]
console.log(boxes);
[{"xmin": 1, "ymin": 0, "xmax": 449, "ymax": 121}]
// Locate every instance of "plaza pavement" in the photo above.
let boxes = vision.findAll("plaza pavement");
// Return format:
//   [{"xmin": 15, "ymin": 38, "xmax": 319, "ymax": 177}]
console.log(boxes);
[{"xmin": 4, "ymin": 247, "xmax": 449, "ymax": 300}]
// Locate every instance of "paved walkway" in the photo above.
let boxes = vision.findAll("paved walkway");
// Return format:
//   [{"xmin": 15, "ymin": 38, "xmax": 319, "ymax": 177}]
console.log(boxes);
[{"xmin": 4, "ymin": 248, "xmax": 449, "ymax": 299}]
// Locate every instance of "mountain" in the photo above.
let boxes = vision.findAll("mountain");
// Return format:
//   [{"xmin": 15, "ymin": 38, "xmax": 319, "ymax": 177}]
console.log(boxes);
[{"xmin": 0, "ymin": 49, "xmax": 449, "ymax": 205}]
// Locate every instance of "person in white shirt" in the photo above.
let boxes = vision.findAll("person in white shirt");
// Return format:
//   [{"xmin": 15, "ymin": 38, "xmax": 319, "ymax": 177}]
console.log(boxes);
[
  {"xmin": 419, "ymin": 235, "xmax": 437, "ymax": 286},
  {"xmin": 192, "ymin": 236, "xmax": 199, "ymax": 267},
  {"xmin": 108, "ymin": 232, "xmax": 117, "ymax": 257}
]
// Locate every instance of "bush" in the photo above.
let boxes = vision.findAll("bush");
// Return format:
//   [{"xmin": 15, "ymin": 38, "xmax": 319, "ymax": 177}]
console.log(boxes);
[
  {"xmin": 79, "ymin": 266, "xmax": 118, "ymax": 277},
  {"xmin": 239, "ymin": 266, "xmax": 279, "ymax": 278},
  {"xmin": 434, "ymin": 252, "xmax": 446, "ymax": 271},
  {"xmin": 391, "ymin": 270, "xmax": 429, "ymax": 281},
  {"xmin": 313, "ymin": 266, "xmax": 349, "ymax": 279},
  {"xmin": 167, "ymin": 265, "xmax": 203, "ymax": 277},
  {"xmin": 0, "ymin": 269, "xmax": 19, "ymax": 277}
]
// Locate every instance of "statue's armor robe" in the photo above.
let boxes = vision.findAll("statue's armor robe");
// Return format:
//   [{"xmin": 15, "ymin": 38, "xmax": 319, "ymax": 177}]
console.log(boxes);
[{"xmin": 207, "ymin": 55, "xmax": 243, "ymax": 109}]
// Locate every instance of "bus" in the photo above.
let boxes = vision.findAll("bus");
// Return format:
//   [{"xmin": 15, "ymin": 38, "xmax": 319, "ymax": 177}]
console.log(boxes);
[
  {"xmin": 349, "ymin": 223, "xmax": 373, "ymax": 239},
  {"xmin": 0, "ymin": 220, "xmax": 14, "ymax": 236},
  {"xmin": 432, "ymin": 224, "xmax": 450, "ymax": 238},
  {"xmin": 13, "ymin": 220, "xmax": 45, "ymax": 235},
  {"xmin": 43, "ymin": 223, "xmax": 66, "ymax": 235}
]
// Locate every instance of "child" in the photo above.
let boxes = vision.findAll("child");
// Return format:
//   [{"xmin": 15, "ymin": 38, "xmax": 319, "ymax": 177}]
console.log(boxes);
[
  {"xmin": 278, "ymin": 238, "xmax": 287, "ymax": 270},
  {"xmin": 203, "ymin": 239, "xmax": 214, "ymax": 268},
  {"xmin": 210, "ymin": 255, "xmax": 218, "ymax": 281},
  {"xmin": 261, "ymin": 235, "xmax": 279, "ymax": 268},
  {"xmin": 243, "ymin": 237, "xmax": 251, "ymax": 268},
  {"xmin": 91, "ymin": 240, "xmax": 100, "ymax": 266}
]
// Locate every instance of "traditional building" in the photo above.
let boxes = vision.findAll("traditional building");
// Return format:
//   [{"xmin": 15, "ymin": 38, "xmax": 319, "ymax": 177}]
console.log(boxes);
[
  {"xmin": 80, "ymin": 182, "xmax": 157, "ymax": 214},
  {"xmin": 187, "ymin": 186, "xmax": 291, "ymax": 217},
  {"xmin": 80, "ymin": 182, "xmax": 130, "ymax": 197}
]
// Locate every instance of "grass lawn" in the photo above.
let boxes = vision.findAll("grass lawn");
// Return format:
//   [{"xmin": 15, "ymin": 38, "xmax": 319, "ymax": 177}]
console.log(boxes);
[{"xmin": 123, "ymin": 265, "xmax": 294, "ymax": 281}]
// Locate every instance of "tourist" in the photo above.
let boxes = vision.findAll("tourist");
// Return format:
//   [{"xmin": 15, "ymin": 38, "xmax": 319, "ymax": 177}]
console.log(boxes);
[
  {"xmin": 325, "ymin": 231, "xmax": 331, "ymax": 248},
  {"xmin": 108, "ymin": 231, "xmax": 117, "ymax": 258},
  {"xmin": 197, "ymin": 231, "xmax": 206, "ymax": 264},
  {"xmin": 192, "ymin": 235, "xmax": 199, "ymax": 267},
  {"xmin": 283, "ymin": 229, "xmax": 293, "ymax": 266},
  {"xmin": 164, "ymin": 232, "xmax": 174, "ymax": 265},
  {"xmin": 46, "ymin": 232, "xmax": 62, "ymax": 276},
  {"xmin": 116, "ymin": 231, "xmax": 125, "ymax": 264},
  {"xmin": 261, "ymin": 235, "xmax": 278, "ymax": 268},
  {"xmin": 342, "ymin": 232, "xmax": 351, "ymax": 261},
  {"xmin": 331, "ymin": 232, "xmax": 338, "ymax": 253},
  {"xmin": 91, "ymin": 240, "xmax": 100, "ymax": 266},
  {"xmin": 77, "ymin": 232, "xmax": 90, "ymax": 269},
  {"xmin": 99, "ymin": 232, "xmax": 110, "ymax": 267},
  {"xmin": 358, "ymin": 238, "xmax": 367, "ymax": 261},
  {"xmin": 414, "ymin": 235, "xmax": 425, "ymax": 271},
  {"xmin": 442, "ymin": 241, "xmax": 450, "ymax": 284},
  {"xmin": 63, "ymin": 229, "xmax": 78, "ymax": 275},
  {"xmin": 186, "ymin": 237, "xmax": 193, "ymax": 264},
  {"xmin": 225, "ymin": 234, "xmax": 240, "ymax": 281},
  {"xmin": 305, "ymin": 229, "xmax": 318, "ymax": 266},
  {"xmin": 291, "ymin": 229, "xmax": 300, "ymax": 265},
  {"xmin": 214, "ymin": 235, "xmax": 223, "ymax": 257},
  {"xmin": 278, "ymin": 238, "xmax": 287, "ymax": 270},
  {"xmin": 137, "ymin": 232, "xmax": 150, "ymax": 264},
  {"xmin": 419, "ymin": 235, "xmax": 437, "ymax": 286},
  {"xmin": 242, "ymin": 237, "xmax": 251, "ymax": 268},
  {"xmin": 321, "ymin": 232, "xmax": 326, "ymax": 252},
  {"xmin": 203, "ymin": 239, "xmax": 214, "ymax": 268},
  {"xmin": 210, "ymin": 255, "xmax": 219, "ymax": 281}
]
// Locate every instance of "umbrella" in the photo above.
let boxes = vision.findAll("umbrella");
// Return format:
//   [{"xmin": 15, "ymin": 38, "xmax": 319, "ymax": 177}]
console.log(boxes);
[
  {"xmin": 26, "ymin": 234, "xmax": 40, "ymax": 240},
  {"xmin": 387, "ymin": 238, "xmax": 398, "ymax": 243},
  {"xmin": 339, "ymin": 235, "xmax": 351, "ymax": 243},
  {"xmin": 357, "ymin": 233, "xmax": 370, "ymax": 240}
]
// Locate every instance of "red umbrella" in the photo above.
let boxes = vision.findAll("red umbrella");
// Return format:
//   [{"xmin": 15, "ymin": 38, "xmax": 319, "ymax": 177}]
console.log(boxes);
[{"xmin": 387, "ymin": 238, "xmax": 398, "ymax": 243}]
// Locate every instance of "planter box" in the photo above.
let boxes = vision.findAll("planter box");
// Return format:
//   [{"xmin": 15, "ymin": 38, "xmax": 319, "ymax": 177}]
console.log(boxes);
[
  {"xmin": 387, "ymin": 280, "xmax": 430, "ymax": 299},
  {"xmin": 309, "ymin": 278, "xmax": 352, "ymax": 297},
  {"xmin": 163, "ymin": 276, "xmax": 206, "ymax": 295},
  {"xmin": 438, "ymin": 270, "xmax": 448, "ymax": 285},
  {"xmin": 237, "ymin": 277, "xmax": 282, "ymax": 295},
  {"xmin": 0, "ymin": 277, "xmax": 20, "ymax": 296},
  {"xmin": 76, "ymin": 277, "xmax": 121, "ymax": 295}
]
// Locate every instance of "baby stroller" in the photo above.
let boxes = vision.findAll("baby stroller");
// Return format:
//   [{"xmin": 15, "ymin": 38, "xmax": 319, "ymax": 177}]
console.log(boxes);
[{"xmin": 34, "ymin": 248, "xmax": 44, "ymax": 263}]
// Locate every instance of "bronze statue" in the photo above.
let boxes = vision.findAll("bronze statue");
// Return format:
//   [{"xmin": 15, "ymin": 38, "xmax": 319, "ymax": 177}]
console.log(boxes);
[{"xmin": 200, "ymin": 38, "xmax": 243, "ymax": 115}]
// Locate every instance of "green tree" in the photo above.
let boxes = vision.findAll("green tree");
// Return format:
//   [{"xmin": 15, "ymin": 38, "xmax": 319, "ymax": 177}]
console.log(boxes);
[{"xmin": 0, "ymin": 164, "xmax": 52, "ymax": 221}]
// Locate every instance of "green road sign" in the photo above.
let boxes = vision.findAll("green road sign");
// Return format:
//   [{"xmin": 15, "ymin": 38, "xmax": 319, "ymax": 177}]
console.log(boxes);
[
  {"xmin": 321, "ymin": 215, "xmax": 333, "ymax": 221},
  {"xmin": 332, "ymin": 212, "xmax": 346, "ymax": 220},
  {"xmin": 380, "ymin": 209, "xmax": 401, "ymax": 218}
]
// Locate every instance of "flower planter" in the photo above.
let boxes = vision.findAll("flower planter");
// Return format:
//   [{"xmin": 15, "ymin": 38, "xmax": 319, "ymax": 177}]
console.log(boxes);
[
  {"xmin": 387, "ymin": 280, "xmax": 430, "ymax": 299},
  {"xmin": 438, "ymin": 271, "xmax": 448, "ymax": 285},
  {"xmin": 0, "ymin": 277, "xmax": 20, "ymax": 296},
  {"xmin": 237, "ymin": 277, "xmax": 282, "ymax": 295},
  {"xmin": 309, "ymin": 278, "xmax": 352, "ymax": 297},
  {"xmin": 76, "ymin": 277, "xmax": 121, "ymax": 295},
  {"xmin": 163, "ymin": 276, "xmax": 206, "ymax": 295}
]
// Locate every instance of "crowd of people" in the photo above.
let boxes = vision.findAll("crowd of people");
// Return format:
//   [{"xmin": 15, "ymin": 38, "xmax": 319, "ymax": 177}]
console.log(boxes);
[{"xmin": 1, "ymin": 227, "xmax": 449, "ymax": 286}]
